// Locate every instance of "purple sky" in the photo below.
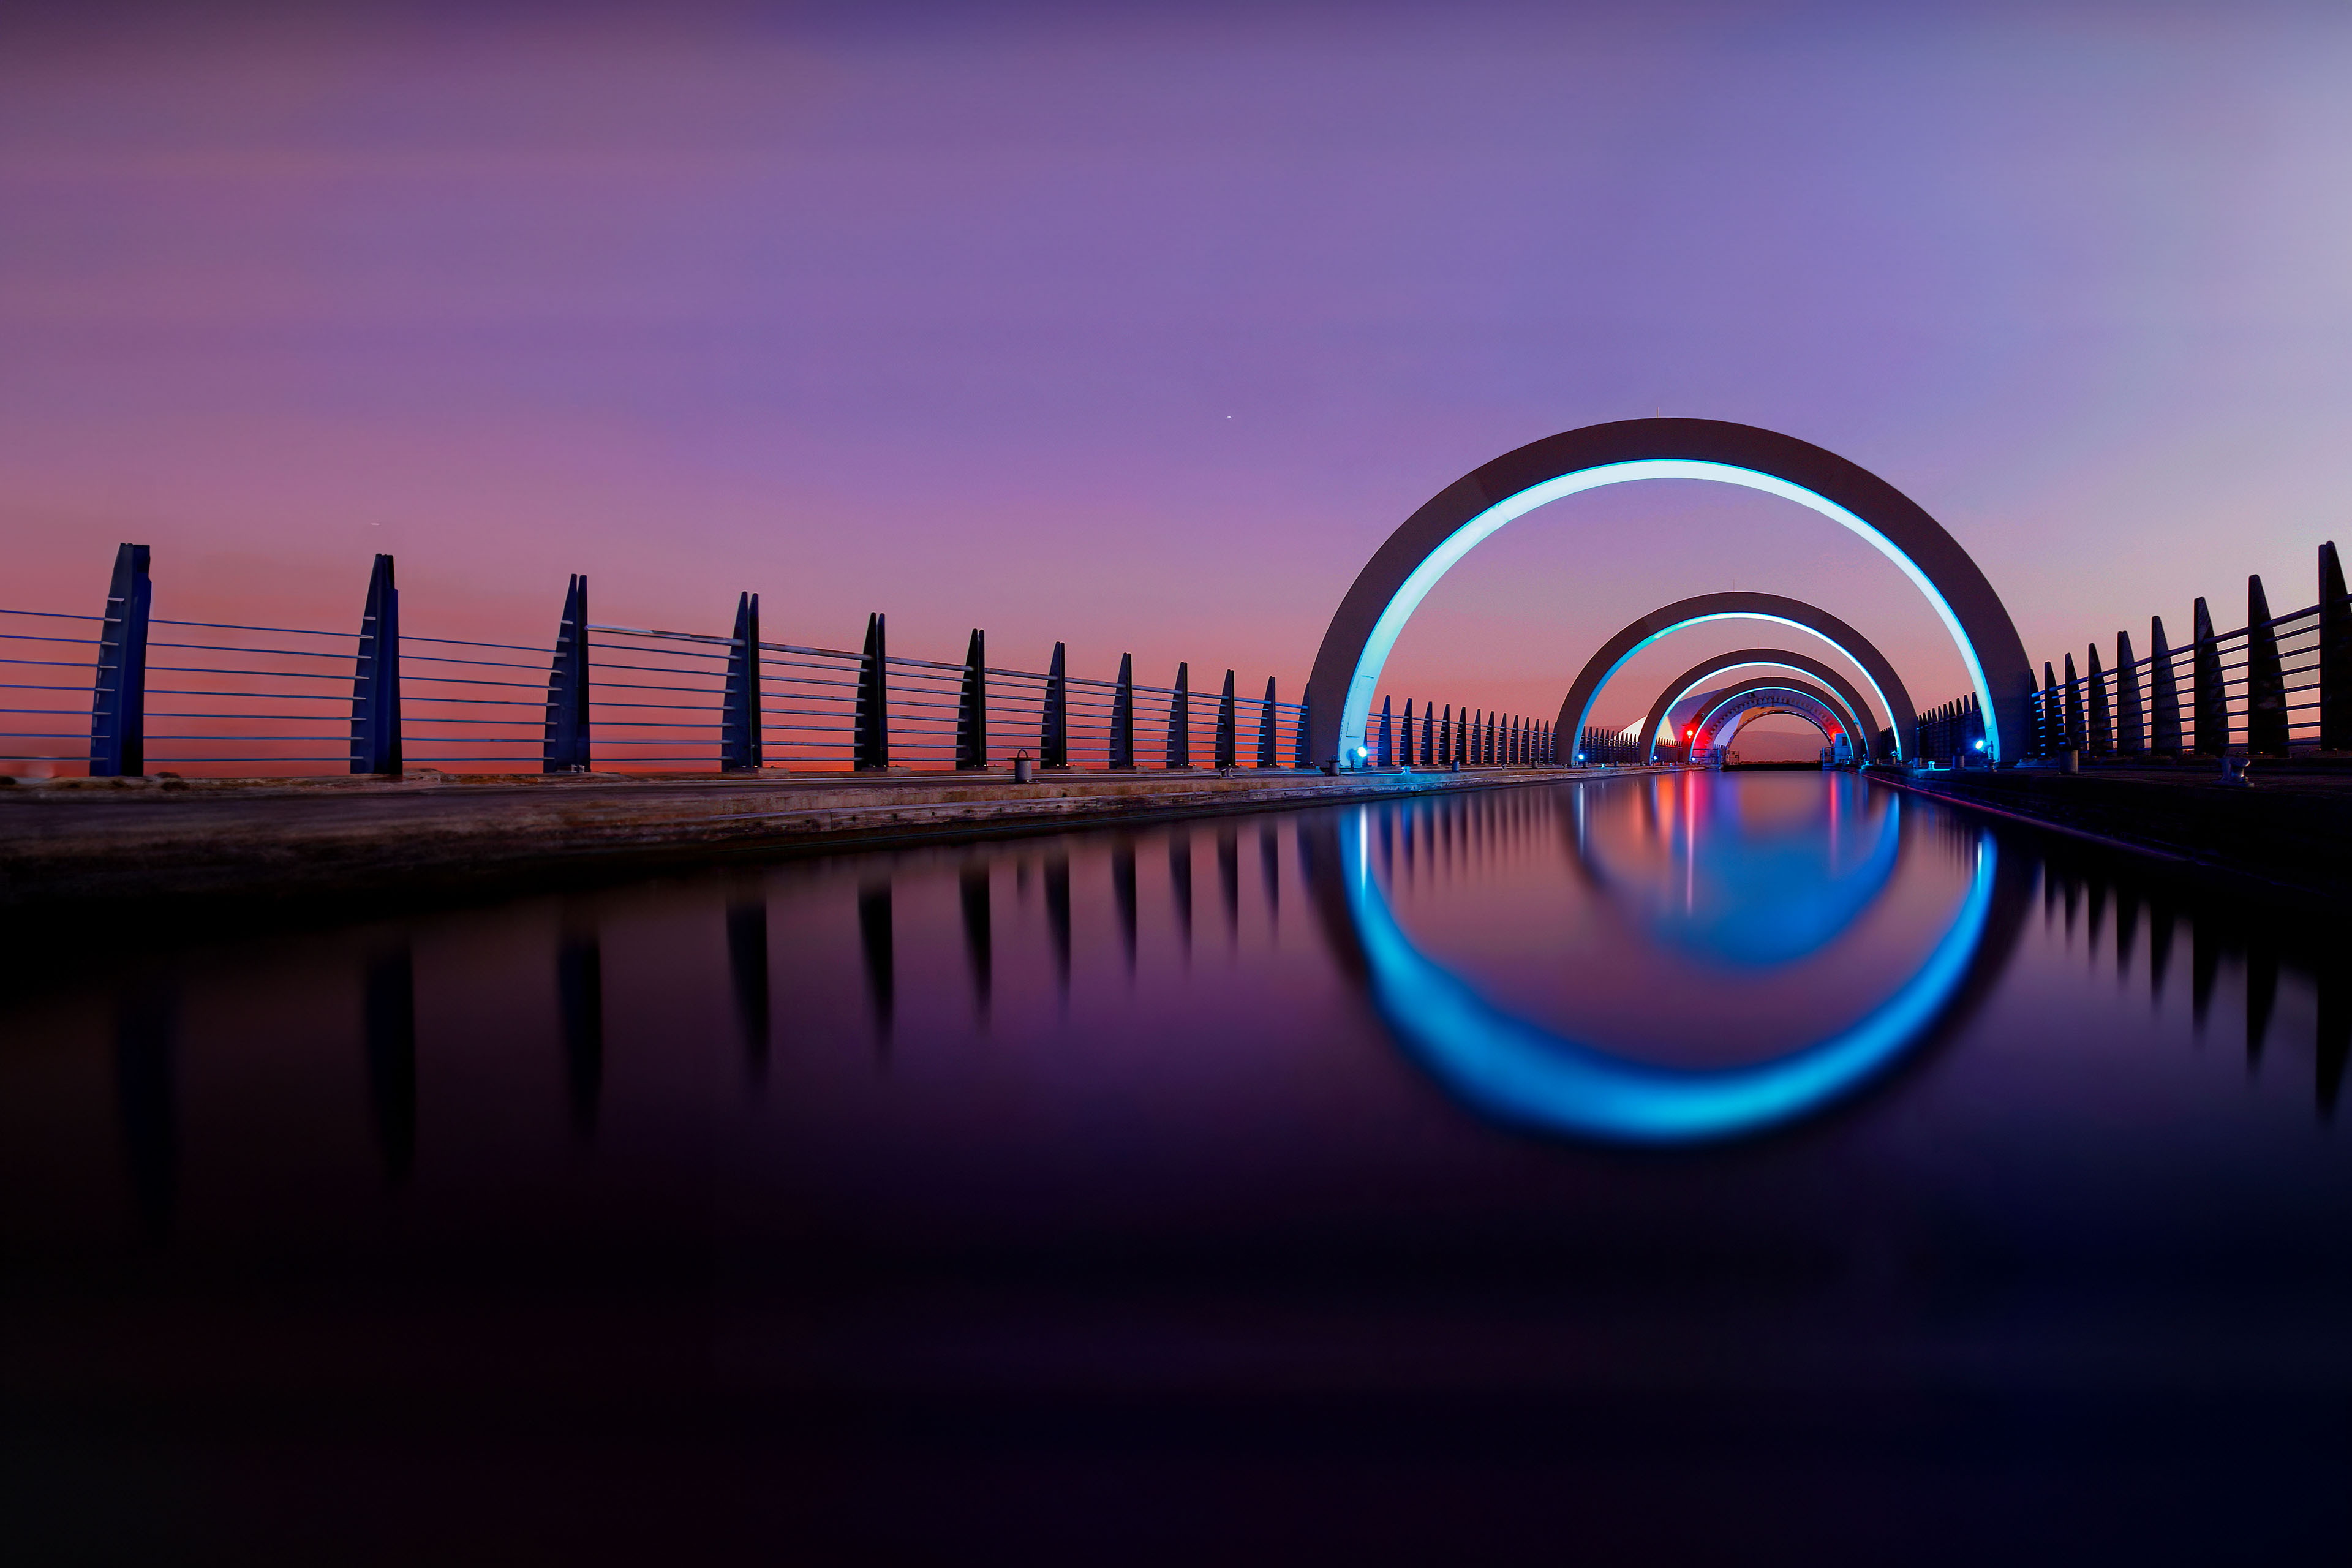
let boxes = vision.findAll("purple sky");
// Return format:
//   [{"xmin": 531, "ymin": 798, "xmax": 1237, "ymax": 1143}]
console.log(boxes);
[{"xmin": 5, "ymin": 2, "xmax": 2350, "ymax": 757}]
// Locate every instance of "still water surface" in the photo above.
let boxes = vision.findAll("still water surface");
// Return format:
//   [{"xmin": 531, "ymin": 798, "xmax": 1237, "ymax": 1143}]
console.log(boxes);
[{"xmin": 6, "ymin": 772, "xmax": 2349, "ymax": 1560}]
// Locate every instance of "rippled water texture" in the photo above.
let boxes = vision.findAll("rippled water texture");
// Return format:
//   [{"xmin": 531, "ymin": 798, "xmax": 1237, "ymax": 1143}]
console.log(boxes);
[{"xmin": 5, "ymin": 772, "xmax": 2349, "ymax": 1561}]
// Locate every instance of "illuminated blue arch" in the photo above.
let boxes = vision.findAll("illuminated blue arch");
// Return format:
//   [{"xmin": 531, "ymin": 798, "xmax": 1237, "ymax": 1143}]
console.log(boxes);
[
  {"xmin": 1691, "ymin": 680, "xmax": 1850, "ymax": 754},
  {"xmin": 1642, "ymin": 646, "xmax": 1883, "ymax": 762},
  {"xmin": 1560, "ymin": 593, "xmax": 1917, "ymax": 763},
  {"xmin": 1305, "ymin": 420, "xmax": 2032, "ymax": 767},
  {"xmin": 1324, "ymin": 802, "xmax": 2003, "ymax": 1145}
]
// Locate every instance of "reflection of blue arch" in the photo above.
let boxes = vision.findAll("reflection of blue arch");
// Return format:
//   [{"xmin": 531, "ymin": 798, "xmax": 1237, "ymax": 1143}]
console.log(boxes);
[
  {"xmin": 1644, "ymin": 647, "xmax": 1882, "ymax": 762},
  {"xmin": 1306, "ymin": 420, "xmax": 2031, "ymax": 767},
  {"xmin": 1323, "ymin": 802, "xmax": 2003, "ymax": 1145},
  {"xmin": 1570, "ymin": 772, "xmax": 1901, "ymax": 968}
]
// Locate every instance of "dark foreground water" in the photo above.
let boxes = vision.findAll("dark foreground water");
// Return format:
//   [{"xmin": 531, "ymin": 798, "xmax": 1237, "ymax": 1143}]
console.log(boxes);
[{"xmin": 5, "ymin": 772, "xmax": 2350, "ymax": 1562}]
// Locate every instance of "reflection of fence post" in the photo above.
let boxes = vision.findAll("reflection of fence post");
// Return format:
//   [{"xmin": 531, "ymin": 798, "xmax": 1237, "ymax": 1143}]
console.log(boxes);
[
  {"xmin": 1254, "ymin": 677, "xmax": 1277, "ymax": 769},
  {"xmin": 2191, "ymin": 597, "xmax": 2226, "ymax": 754},
  {"xmin": 89, "ymin": 542, "xmax": 152, "ymax": 778},
  {"xmin": 1041, "ymin": 642, "xmax": 1069, "ymax": 769},
  {"xmin": 955, "ymin": 628, "xmax": 987, "ymax": 770},
  {"xmin": 2245, "ymin": 575, "xmax": 2288, "ymax": 757},
  {"xmin": 854, "ymin": 612, "xmax": 889, "ymax": 771},
  {"xmin": 1165, "ymin": 662, "xmax": 1191, "ymax": 769},
  {"xmin": 720, "ymin": 591, "xmax": 761, "ymax": 772},
  {"xmin": 543, "ymin": 575, "xmax": 590, "ymax": 773},
  {"xmin": 1109, "ymin": 653, "xmax": 1135, "ymax": 769},
  {"xmin": 2321, "ymin": 542, "xmax": 2351, "ymax": 752},
  {"xmin": 351, "ymin": 552, "xmax": 402, "ymax": 776},
  {"xmin": 2148, "ymin": 617, "xmax": 2182, "ymax": 754},
  {"xmin": 1215, "ymin": 670, "xmax": 1237, "ymax": 769}
]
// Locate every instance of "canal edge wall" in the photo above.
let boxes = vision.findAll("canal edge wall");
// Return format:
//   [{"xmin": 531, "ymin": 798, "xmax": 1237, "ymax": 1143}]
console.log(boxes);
[{"xmin": 0, "ymin": 765, "xmax": 1666, "ymax": 915}]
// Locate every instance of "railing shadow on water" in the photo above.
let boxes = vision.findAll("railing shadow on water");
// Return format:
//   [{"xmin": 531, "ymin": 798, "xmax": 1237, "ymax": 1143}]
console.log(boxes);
[{"xmin": 12, "ymin": 774, "xmax": 2345, "ymax": 1242}]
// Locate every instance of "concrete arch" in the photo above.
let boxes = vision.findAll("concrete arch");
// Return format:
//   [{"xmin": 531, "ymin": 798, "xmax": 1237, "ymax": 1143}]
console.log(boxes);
[
  {"xmin": 1682, "ymin": 686, "xmax": 1842, "ymax": 755},
  {"xmin": 1642, "ymin": 647, "xmax": 1882, "ymax": 763},
  {"xmin": 1306, "ymin": 418, "xmax": 2030, "ymax": 767},
  {"xmin": 1692, "ymin": 679, "xmax": 1850, "ymax": 755},
  {"xmin": 1558, "ymin": 592, "xmax": 1918, "ymax": 763}
]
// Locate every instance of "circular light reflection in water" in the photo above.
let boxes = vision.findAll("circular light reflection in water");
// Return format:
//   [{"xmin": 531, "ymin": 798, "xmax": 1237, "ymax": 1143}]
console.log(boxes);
[{"xmin": 1333, "ymin": 797, "xmax": 2000, "ymax": 1145}]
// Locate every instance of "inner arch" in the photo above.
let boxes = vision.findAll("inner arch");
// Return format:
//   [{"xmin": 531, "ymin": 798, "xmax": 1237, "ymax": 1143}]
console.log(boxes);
[{"xmin": 1642, "ymin": 647, "xmax": 1882, "ymax": 763}]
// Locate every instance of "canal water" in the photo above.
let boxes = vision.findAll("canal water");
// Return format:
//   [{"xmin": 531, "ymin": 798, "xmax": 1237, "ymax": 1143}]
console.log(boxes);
[{"xmin": 5, "ymin": 772, "xmax": 2349, "ymax": 1561}]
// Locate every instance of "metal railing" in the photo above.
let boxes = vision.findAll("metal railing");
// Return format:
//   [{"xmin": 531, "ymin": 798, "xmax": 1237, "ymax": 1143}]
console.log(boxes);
[
  {"xmin": 4, "ymin": 544, "xmax": 1564, "ymax": 779},
  {"xmin": 1913, "ymin": 540, "xmax": 2348, "ymax": 764}
]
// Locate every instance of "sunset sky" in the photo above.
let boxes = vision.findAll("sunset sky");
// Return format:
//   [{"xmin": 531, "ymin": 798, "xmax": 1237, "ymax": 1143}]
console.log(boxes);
[{"xmin": 6, "ymin": 1, "xmax": 2350, "ymax": 757}]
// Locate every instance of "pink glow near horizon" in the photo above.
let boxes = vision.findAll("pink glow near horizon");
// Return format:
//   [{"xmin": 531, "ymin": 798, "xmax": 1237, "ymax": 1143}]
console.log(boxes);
[{"xmin": 4, "ymin": 3, "xmax": 2350, "ymax": 768}]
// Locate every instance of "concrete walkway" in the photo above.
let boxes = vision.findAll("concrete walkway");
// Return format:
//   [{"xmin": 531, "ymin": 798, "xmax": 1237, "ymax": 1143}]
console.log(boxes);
[{"xmin": 0, "ymin": 764, "xmax": 1640, "ymax": 910}]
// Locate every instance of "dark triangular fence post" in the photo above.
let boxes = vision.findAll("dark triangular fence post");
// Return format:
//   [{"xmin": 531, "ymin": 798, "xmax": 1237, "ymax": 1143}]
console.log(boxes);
[
  {"xmin": 1215, "ymin": 669, "xmax": 1237, "ymax": 769},
  {"xmin": 2321, "ymin": 542, "xmax": 2351, "ymax": 752},
  {"xmin": 721, "ymin": 591, "xmax": 762, "ymax": 772},
  {"xmin": 1401, "ymin": 699, "xmax": 1415, "ymax": 767},
  {"xmin": 1164, "ymin": 662, "xmax": 1191, "ymax": 769},
  {"xmin": 2149, "ymin": 616, "xmax": 2182, "ymax": 754},
  {"xmin": 1292, "ymin": 684, "xmax": 1313, "ymax": 768},
  {"xmin": 88, "ymin": 542, "xmax": 152, "ymax": 778},
  {"xmin": 543, "ymin": 575, "xmax": 590, "ymax": 773},
  {"xmin": 2062, "ymin": 654, "xmax": 2084, "ymax": 752},
  {"xmin": 2245, "ymin": 575, "xmax": 2288, "ymax": 758},
  {"xmin": 1254, "ymin": 677, "xmax": 1277, "ymax": 769},
  {"xmin": 854, "ymin": 612, "xmax": 889, "ymax": 771},
  {"xmin": 352, "ymin": 552, "xmax": 402, "ymax": 775},
  {"xmin": 2191, "ymin": 597, "xmax": 2226, "ymax": 755},
  {"xmin": 956, "ymin": 628, "xmax": 988, "ymax": 770},
  {"xmin": 1041, "ymin": 641, "xmax": 1069, "ymax": 769},
  {"xmin": 1109, "ymin": 653, "xmax": 1135, "ymax": 769},
  {"xmin": 2086, "ymin": 644, "xmax": 2111, "ymax": 753},
  {"xmin": 2116, "ymin": 631, "xmax": 2144, "ymax": 753},
  {"xmin": 2037, "ymin": 662, "xmax": 2057, "ymax": 757},
  {"xmin": 1378, "ymin": 696, "xmax": 1393, "ymax": 767}
]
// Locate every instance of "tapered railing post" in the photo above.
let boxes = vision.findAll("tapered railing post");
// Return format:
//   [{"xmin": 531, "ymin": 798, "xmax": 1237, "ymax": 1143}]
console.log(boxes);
[
  {"xmin": 1254, "ymin": 677, "xmax": 1277, "ymax": 769},
  {"xmin": 2086, "ymin": 644, "xmax": 2111, "ymax": 753},
  {"xmin": 88, "ymin": 542, "xmax": 152, "ymax": 778},
  {"xmin": 956, "ymin": 628, "xmax": 988, "ymax": 770},
  {"xmin": 2062, "ymin": 654, "xmax": 2085, "ymax": 752},
  {"xmin": 2321, "ymin": 541, "xmax": 2351, "ymax": 752},
  {"xmin": 2191, "ymin": 597, "xmax": 2226, "ymax": 755},
  {"xmin": 1109, "ymin": 653, "xmax": 1135, "ymax": 769},
  {"xmin": 854, "ymin": 612, "xmax": 889, "ymax": 771},
  {"xmin": 1041, "ymin": 641, "xmax": 1069, "ymax": 769},
  {"xmin": 2037, "ymin": 662, "xmax": 2057, "ymax": 757},
  {"xmin": 2149, "ymin": 616, "xmax": 2182, "ymax": 754},
  {"xmin": 543, "ymin": 575, "xmax": 590, "ymax": 773},
  {"xmin": 2115, "ymin": 631, "xmax": 2144, "ymax": 753},
  {"xmin": 720, "ymin": 591, "xmax": 762, "ymax": 772},
  {"xmin": 351, "ymin": 553, "xmax": 402, "ymax": 776},
  {"xmin": 2245, "ymin": 575, "xmax": 2288, "ymax": 757},
  {"xmin": 1401, "ymin": 699, "xmax": 1415, "ymax": 767},
  {"xmin": 1164, "ymin": 662, "xmax": 1191, "ymax": 769},
  {"xmin": 1215, "ymin": 669, "xmax": 1237, "ymax": 768},
  {"xmin": 1292, "ymin": 684, "xmax": 1312, "ymax": 768},
  {"xmin": 1378, "ymin": 696, "xmax": 1392, "ymax": 767}
]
